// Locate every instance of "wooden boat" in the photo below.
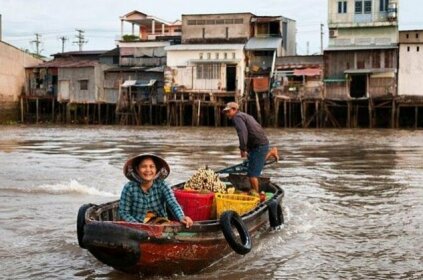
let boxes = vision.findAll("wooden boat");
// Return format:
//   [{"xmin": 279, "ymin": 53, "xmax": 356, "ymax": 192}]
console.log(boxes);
[{"xmin": 77, "ymin": 169, "xmax": 284, "ymax": 275}]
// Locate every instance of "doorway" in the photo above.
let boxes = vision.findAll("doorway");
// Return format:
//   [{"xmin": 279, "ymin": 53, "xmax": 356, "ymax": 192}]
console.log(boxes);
[
  {"xmin": 350, "ymin": 74, "xmax": 367, "ymax": 98},
  {"xmin": 226, "ymin": 65, "xmax": 237, "ymax": 91}
]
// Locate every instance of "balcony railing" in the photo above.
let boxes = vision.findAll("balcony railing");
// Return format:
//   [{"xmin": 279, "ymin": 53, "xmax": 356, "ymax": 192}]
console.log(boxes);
[{"xmin": 120, "ymin": 57, "xmax": 166, "ymax": 67}]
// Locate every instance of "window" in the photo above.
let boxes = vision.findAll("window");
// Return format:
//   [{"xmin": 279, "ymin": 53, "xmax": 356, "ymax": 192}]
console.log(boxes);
[
  {"xmin": 216, "ymin": 19, "xmax": 225, "ymax": 24},
  {"xmin": 79, "ymin": 80, "xmax": 88, "ymax": 90},
  {"xmin": 407, "ymin": 46, "xmax": 410, "ymax": 52},
  {"xmin": 364, "ymin": 0, "xmax": 372, "ymax": 14},
  {"xmin": 215, "ymin": 53, "xmax": 220, "ymax": 59},
  {"xmin": 416, "ymin": 33, "xmax": 420, "ymax": 39},
  {"xmin": 207, "ymin": 53, "xmax": 211, "ymax": 59},
  {"xmin": 418, "ymin": 46, "xmax": 420, "ymax": 52},
  {"xmin": 226, "ymin": 27, "xmax": 229, "ymax": 39},
  {"xmin": 355, "ymin": 1, "xmax": 363, "ymax": 14},
  {"xmin": 187, "ymin": 20, "xmax": 196, "ymax": 25},
  {"xmin": 224, "ymin": 53, "xmax": 228, "ymax": 59},
  {"xmin": 234, "ymin": 19, "xmax": 243, "ymax": 24},
  {"xmin": 199, "ymin": 53, "xmax": 203, "ymax": 59},
  {"xmin": 232, "ymin": 52, "xmax": 236, "ymax": 59},
  {"xmin": 406, "ymin": 34, "xmax": 409, "ymax": 39},
  {"xmin": 380, "ymin": 0, "xmax": 389, "ymax": 11},
  {"xmin": 338, "ymin": 1, "xmax": 347, "ymax": 13},
  {"xmin": 196, "ymin": 64, "xmax": 221, "ymax": 79},
  {"xmin": 202, "ymin": 28, "xmax": 205, "ymax": 39}
]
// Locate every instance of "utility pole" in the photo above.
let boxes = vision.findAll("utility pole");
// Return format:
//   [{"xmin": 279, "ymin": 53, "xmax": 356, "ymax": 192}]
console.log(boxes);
[
  {"xmin": 320, "ymin": 23, "xmax": 324, "ymax": 54},
  {"xmin": 58, "ymin": 36, "xmax": 68, "ymax": 53},
  {"xmin": 73, "ymin": 29, "xmax": 88, "ymax": 51},
  {"xmin": 0, "ymin": 14, "xmax": 2, "ymax": 41},
  {"xmin": 307, "ymin": 41, "xmax": 310, "ymax": 55},
  {"xmin": 31, "ymin": 33, "xmax": 42, "ymax": 56}
]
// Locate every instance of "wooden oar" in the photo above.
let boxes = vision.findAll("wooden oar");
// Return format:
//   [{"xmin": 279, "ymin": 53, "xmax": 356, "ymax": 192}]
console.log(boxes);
[{"xmin": 216, "ymin": 157, "xmax": 278, "ymax": 174}]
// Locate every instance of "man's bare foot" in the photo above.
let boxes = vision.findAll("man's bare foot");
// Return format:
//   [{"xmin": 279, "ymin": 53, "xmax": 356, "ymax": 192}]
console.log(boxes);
[{"xmin": 266, "ymin": 147, "xmax": 279, "ymax": 161}]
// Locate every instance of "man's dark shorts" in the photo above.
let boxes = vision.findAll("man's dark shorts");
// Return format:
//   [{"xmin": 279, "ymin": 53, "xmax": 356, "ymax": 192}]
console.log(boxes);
[{"xmin": 247, "ymin": 144, "xmax": 269, "ymax": 177}]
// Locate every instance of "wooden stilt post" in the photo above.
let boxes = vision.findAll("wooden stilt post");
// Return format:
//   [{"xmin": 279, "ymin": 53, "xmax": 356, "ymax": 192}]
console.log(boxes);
[
  {"xmin": 368, "ymin": 98, "xmax": 373, "ymax": 128},
  {"xmin": 51, "ymin": 98, "xmax": 55, "ymax": 123},
  {"xmin": 284, "ymin": 100, "xmax": 287, "ymax": 128},
  {"xmin": 36, "ymin": 98, "xmax": 39, "ymax": 123},
  {"xmin": 197, "ymin": 99, "xmax": 201, "ymax": 126},
  {"xmin": 97, "ymin": 104, "xmax": 101, "ymax": 124},
  {"xmin": 66, "ymin": 103, "xmax": 70, "ymax": 123},
  {"xmin": 20, "ymin": 97, "xmax": 24, "ymax": 123},
  {"xmin": 396, "ymin": 105, "xmax": 400, "ymax": 128},
  {"xmin": 300, "ymin": 100, "xmax": 305, "ymax": 128},
  {"xmin": 415, "ymin": 106, "xmax": 418, "ymax": 129},
  {"xmin": 254, "ymin": 92, "xmax": 262, "ymax": 125},
  {"xmin": 315, "ymin": 100, "xmax": 319, "ymax": 128},
  {"xmin": 391, "ymin": 99, "xmax": 396, "ymax": 128},
  {"xmin": 274, "ymin": 99, "xmax": 279, "ymax": 128}
]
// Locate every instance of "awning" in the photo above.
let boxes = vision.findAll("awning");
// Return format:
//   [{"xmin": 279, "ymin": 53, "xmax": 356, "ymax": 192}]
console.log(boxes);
[
  {"xmin": 370, "ymin": 71, "xmax": 395, "ymax": 78},
  {"xmin": 121, "ymin": 80, "xmax": 137, "ymax": 87},
  {"xmin": 245, "ymin": 37, "xmax": 282, "ymax": 50},
  {"xmin": 121, "ymin": 80, "xmax": 157, "ymax": 88},
  {"xmin": 345, "ymin": 68, "xmax": 397, "ymax": 74},
  {"xmin": 324, "ymin": 78, "xmax": 346, "ymax": 83},
  {"xmin": 293, "ymin": 68, "xmax": 322, "ymax": 76}
]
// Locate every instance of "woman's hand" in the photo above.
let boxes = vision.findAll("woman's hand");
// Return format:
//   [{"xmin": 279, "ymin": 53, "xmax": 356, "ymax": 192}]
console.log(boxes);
[{"xmin": 181, "ymin": 216, "xmax": 193, "ymax": 228}]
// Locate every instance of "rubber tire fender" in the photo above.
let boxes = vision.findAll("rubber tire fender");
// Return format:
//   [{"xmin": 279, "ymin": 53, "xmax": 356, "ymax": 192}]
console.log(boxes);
[
  {"xmin": 219, "ymin": 211, "xmax": 252, "ymax": 255},
  {"xmin": 76, "ymin": 203, "xmax": 94, "ymax": 249},
  {"xmin": 83, "ymin": 222, "xmax": 148, "ymax": 270},
  {"xmin": 267, "ymin": 199, "xmax": 284, "ymax": 228}
]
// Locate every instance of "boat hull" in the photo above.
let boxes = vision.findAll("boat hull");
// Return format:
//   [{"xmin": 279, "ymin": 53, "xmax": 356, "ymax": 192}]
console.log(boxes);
[{"xmin": 79, "ymin": 180, "xmax": 284, "ymax": 275}]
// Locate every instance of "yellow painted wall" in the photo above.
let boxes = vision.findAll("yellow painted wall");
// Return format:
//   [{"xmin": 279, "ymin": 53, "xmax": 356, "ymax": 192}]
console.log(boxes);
[{"xmin": 0, "ymin": 41, "xmax": 42, "ymax": 121}]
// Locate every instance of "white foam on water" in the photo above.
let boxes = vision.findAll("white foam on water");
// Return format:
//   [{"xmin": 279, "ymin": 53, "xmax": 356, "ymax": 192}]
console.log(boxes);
[{"xmin": 27, "ymin": 179, "xmax": 119, "ymax": 197}]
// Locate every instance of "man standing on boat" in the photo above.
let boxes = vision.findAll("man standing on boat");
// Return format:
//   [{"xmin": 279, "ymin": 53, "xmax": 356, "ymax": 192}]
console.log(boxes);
[{"xmin": 223, "ymin": 102, "xmax": 278, "ymax": 194}]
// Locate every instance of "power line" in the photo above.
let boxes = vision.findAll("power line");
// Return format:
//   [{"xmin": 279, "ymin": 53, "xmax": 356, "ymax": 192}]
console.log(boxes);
[{"xmin": 73, "ymin": 29, "xmax": 88, "ymax": 51}]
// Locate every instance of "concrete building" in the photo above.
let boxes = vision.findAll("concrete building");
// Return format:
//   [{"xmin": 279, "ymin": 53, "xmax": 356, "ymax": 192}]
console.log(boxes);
[
  {"xmin": 325, "ymin": 0, "xmax": 399, "ymax": 100},
  {"xmin": 0, "ymin": 41, "xmax": 42, "ymax": 122},
  {"xmin": 398, "ymin": 30, "xmax": 423, "ymax": 96}
]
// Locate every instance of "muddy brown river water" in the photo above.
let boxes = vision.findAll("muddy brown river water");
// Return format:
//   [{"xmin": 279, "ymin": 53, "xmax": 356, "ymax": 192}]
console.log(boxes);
[{"xmin": 0, "ymin": 126, "xmax": 422, "ymax": 279}]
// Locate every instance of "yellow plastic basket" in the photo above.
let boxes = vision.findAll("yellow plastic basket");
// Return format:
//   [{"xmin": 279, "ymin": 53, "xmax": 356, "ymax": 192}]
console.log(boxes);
[{"xmin": 215, "ymin": 193, "xmax": 260, "ymax": 218}]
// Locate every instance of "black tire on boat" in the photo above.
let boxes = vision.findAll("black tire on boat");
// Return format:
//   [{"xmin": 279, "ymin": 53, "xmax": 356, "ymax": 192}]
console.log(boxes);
[
  {"xmin": 219, "ymin": 211, "xmax": 252, "ymax": 255},
  {"xmin": 268, "ymin": 199, "xmax": 284, "ymax": 229},
  {"xmin": 77, "ymin": 203, "xmax": 94, "ymax": 249},
  {"xmin": 83, "ymin": 222, "xmax": 149, "ymax": 270}
]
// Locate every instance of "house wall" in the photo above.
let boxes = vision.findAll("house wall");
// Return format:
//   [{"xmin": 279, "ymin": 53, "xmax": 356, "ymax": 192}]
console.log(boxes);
[
  {"xmin": 166, "ymin": 47, "xmax": 245, "ymax": 93},
  {"xmin": 398, "ymin": 32, "xmax": 423, "ymax": 96},
  {"xmin": 58, "ymin": 67, "xmax": 97, "ymax": 103},
  {"xmin": 324, "ymin": 49, "xmax": 397, "ymax": 99},
  {"xmin": 328, "ymin": 0, "xmax": 398, "ymax": 26},
  {"xmin": 283, "ymin": 18, "xmax": 297, "ymax": 56},
  {"xmin": 0, "ymin": 42, "xmax": 42, "ymax": 122},
  {"xmin": 181, "ymin": 13, "xmax": 253, "ymax": 44},
  {"xmin": 330, "ymin": 26, "xmax": 398, "ymax": 47}
]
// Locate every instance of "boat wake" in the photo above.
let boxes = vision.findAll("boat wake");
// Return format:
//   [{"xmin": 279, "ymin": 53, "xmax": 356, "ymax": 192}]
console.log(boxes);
[{"xmin": 5, "ymin": 179, "xmax": 119, "ymax": 197}]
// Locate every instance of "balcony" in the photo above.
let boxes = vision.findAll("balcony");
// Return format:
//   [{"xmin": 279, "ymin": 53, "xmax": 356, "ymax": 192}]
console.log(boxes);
[{"xmin": 328, "ymin": 11, "xmax": 397, "ymax": 28}]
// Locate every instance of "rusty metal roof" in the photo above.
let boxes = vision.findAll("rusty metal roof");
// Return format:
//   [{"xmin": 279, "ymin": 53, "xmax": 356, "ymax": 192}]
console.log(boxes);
[{"xmin": 29, "ymin": 58, "xmax": 98, "ymax": 69}]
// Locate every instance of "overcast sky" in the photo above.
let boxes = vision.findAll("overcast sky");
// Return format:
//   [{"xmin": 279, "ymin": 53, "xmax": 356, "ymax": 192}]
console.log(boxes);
[{"xmin": 1, "ymin": 0, "xmax": 422, "ymax": 57}]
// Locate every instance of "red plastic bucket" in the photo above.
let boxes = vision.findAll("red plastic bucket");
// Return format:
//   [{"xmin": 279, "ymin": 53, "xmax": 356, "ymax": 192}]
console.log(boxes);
[{"xmin": 174, "ymin": 189, "xmax": 215, "ymax": 221}]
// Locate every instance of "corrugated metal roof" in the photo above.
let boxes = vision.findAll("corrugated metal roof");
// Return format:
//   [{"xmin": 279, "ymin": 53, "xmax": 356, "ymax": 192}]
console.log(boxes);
[
  {"xmin": 30, "ymin": 58, "xmax": 98, "ymax": 68},
  {"xmin": 245, "ymin": 37, "xmax": 282, "ymax": 50},
  {"xmin": 293, "ymin": 68, "xmax": 322, "ymax": 76},
  {"xmin": 344, "ymin": 68, "xmax": 397, "ymax": 74},
  {"xmin": 165, "ymin": 44, "xmax": 244, "ymax": 51}
]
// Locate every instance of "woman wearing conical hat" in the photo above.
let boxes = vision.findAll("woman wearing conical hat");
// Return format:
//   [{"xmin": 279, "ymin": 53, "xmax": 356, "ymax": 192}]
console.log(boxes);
[{"xmin": 119, "ymin": 154, "xmax": 193, "ymax": 228}]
